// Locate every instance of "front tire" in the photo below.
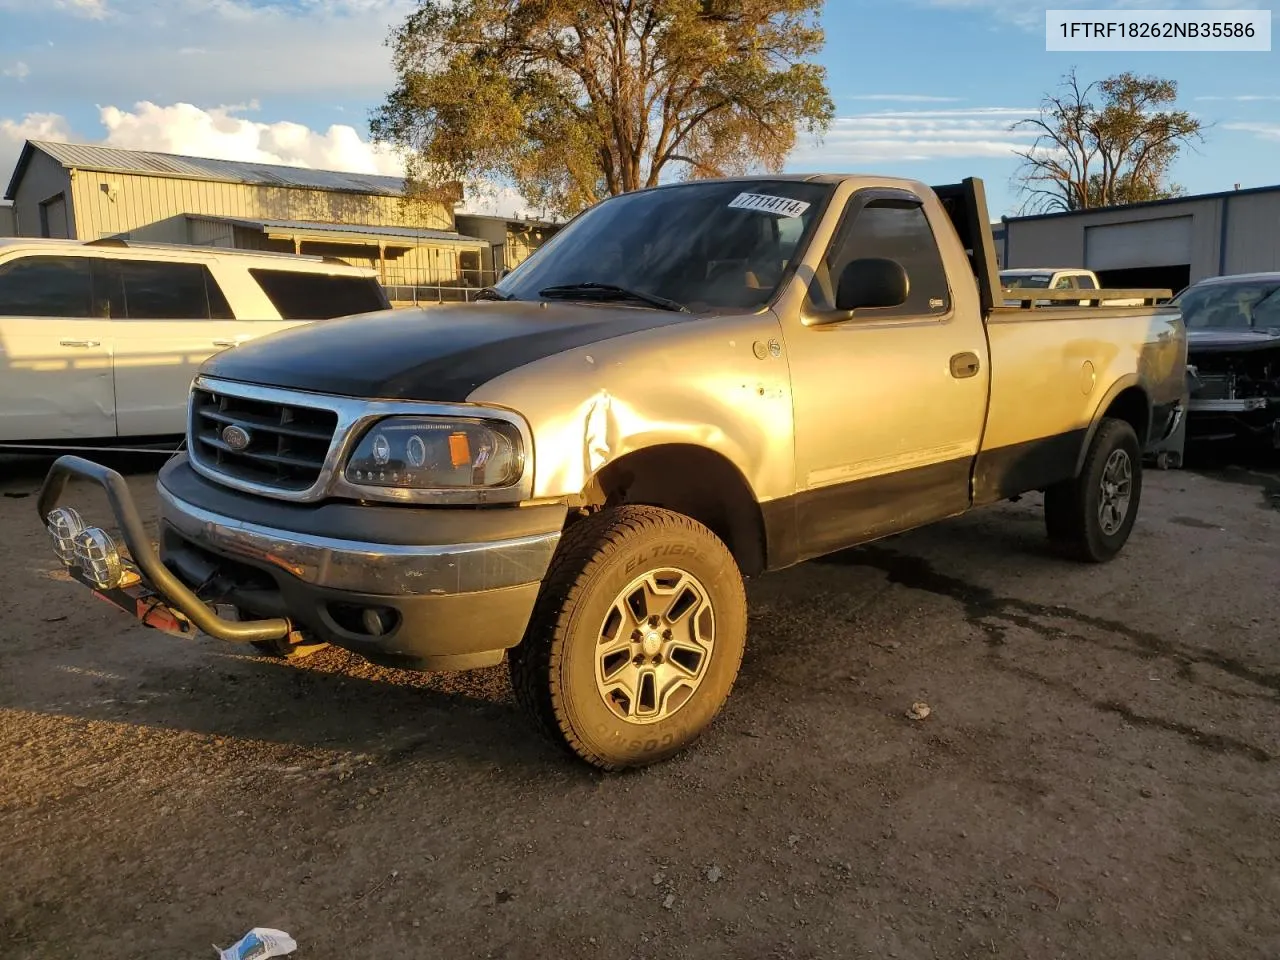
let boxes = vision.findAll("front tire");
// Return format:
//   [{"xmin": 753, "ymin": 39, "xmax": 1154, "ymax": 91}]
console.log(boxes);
[
  {"xmin": 509, "ymin": 505, "xmax": 747, "ymax": 770},
  {"xmin": 1044, "ymin": 418, "xmax": 1143, "ymax": 563}
]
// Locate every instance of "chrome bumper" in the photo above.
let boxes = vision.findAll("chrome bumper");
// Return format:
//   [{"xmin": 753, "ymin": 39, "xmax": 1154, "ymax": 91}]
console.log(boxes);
[
  {"xmin": 157, "ymin": 485, "xmax": 562, "ymax": 597},
  {"xmin": 1187, "ymin": 397, "xmax": 1273, "ymax": 414}
]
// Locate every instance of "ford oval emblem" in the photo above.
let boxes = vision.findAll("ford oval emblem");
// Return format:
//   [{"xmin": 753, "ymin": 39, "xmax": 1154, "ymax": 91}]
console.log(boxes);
[{"xmin": 221, "ymin": 424, "xmax": 251, "ymax": 451}]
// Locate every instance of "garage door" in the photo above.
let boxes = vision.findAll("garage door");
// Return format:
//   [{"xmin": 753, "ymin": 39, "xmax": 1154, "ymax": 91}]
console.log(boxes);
[{"xmin": 1084, "ymin": 216, "xmax": 1193, "ymax": 271}]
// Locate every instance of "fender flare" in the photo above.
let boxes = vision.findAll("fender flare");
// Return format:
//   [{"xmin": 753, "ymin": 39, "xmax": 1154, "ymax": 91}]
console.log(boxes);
[{"xmin": 1073, "ymin": 374, "xmax": 1148, "ymax": 476}]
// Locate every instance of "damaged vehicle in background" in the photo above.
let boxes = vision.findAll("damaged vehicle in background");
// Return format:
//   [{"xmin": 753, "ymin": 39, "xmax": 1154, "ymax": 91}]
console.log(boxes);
[{"xmin": 1173, "ymin": 272, "xmax": 1280, "ymax": 448}]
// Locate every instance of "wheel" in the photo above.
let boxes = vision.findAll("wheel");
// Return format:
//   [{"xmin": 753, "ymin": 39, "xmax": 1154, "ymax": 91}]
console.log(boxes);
[
  {"xmin": 509, "ymin": 505, "xmax": 747, "ymax": 770},
  {"xmin": 1043, "ymin": 418, "xmax": 1143, "ymax": 563}
]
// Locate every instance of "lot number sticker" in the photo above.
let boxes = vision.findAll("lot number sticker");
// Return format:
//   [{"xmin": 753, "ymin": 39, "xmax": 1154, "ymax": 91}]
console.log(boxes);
[{"xmin": 728, "ymin": 192, "xmax": 810, "ymax": 218}]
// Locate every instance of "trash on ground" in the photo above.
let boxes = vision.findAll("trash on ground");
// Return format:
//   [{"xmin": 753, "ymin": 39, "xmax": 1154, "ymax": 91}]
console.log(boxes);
[
  {"xmin": 215, "ymin": 928, "xmax": 297, "ymax": 960},
  {"xmin": 706, "ymin": 865, "xmax": 723, "ymax": 883},
  {"xmin": 907, "ymin": 701, "xmax": 932, "ymax": 721}
]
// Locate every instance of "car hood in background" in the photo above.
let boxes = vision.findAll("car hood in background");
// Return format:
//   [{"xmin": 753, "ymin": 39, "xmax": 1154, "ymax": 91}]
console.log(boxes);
[
  {"xmin": 1186, "ymin": 328, "xmax": 1280, "ymax": 355},
  {"xmin": 199, "ymin": 301, "xmax": 695, "ymax": 403}
]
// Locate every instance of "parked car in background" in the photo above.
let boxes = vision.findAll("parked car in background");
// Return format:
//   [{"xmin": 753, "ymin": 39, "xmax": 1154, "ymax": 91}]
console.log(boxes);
[
  {"xmin": 1172, "ymin": 272, "xmax": 1280, "ymax": 447},
  {"xmin": 0, "ymin": 238, "xmax": 390, "ymax": 447},
  {"xmin": 1001, "ymin": 268, "xmax": 1145, "ymax": 307}
]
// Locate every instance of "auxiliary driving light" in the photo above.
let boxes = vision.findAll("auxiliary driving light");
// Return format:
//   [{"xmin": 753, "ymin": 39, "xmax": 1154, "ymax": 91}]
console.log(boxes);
[
  {"xmin": 72, "ymin": 527, "xmax": 124, "ymax": 590},
  {"xmin": 46, "ymin": 507, "xmax": 87, "ymax": 566}
]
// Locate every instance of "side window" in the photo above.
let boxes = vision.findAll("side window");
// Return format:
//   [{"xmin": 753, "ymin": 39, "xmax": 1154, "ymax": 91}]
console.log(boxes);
[
  {"xmin": 0, "ymin": 256, "xmax": 93, "ymax": 317},
  {"xmin": 89, "ymin": 258, "xmax": 126, "ymax": 319},
  {"xmin": 118, "ymin": 260, "xmax": 231, "ymax": 320},
  {"xmin": 1076, "ymin": 274, "xmax": 1097, "ymax": 290},
  {"xmin": 249, "ymin": 269, "xmax": 390, "ymax": 320},
  {"xmin": 825, "ymin": 199, "xmax": 950, "ymax": 316},
  {"xmin": 1053, "ymin": 275, "xmax": 1075, "ymax": 290}
]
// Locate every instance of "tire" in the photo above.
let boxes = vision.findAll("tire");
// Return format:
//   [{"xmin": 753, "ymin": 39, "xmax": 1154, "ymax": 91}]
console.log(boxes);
[
  {"xmin": 1044, "ymin": 417, "xmax": 1143, "ymax": 563},
  {"xmin": 509, "ymin": 505, "xmax": 747, "ymax": 770}
]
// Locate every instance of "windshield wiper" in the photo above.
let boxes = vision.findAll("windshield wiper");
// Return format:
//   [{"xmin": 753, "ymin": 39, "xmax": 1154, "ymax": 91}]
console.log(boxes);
[
  {"xmin": 474, "ymin": 286, "xmax": 512, "ymax": 302},
  {"xmin": 537, "ymin": 282, "xmax": 688, "ymax": 313}
]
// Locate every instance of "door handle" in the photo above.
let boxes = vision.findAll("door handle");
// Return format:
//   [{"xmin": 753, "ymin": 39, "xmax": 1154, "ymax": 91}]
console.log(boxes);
[
  {"xmin": 950, "ymin": 352, "xmax": 981, "ymax": 379},
  {"xmin": 60, "ymin": 339, "xmax": 101, "ymax": 348}
]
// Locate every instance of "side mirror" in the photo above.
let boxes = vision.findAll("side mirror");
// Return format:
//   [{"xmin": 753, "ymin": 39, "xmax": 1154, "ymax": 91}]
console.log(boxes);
[{"xmin": 835, "ymin": 257, "xmax": 909, "ymax": 312}]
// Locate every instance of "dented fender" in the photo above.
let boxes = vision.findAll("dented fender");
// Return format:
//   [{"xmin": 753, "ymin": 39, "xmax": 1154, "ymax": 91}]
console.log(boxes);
[{"xmin": 466, "ymin": 311, "xmax": 797, "ymax": 503}]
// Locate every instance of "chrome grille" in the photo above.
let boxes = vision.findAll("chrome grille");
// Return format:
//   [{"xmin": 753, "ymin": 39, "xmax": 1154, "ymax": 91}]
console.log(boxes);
[{"xmin": 190, "ymin": 386, "xmax": 338, "ymax": 492}]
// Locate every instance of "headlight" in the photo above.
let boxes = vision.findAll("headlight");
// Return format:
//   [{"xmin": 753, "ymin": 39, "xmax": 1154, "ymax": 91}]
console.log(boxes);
[{"xmin": 344, "ymin": 417, "xmax": 524, "ymax": 490}]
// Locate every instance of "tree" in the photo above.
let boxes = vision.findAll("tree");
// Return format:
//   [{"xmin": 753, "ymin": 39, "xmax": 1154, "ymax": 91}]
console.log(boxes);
[
  {"xmin": 1011, "ymin": 69, "xmax": 1205, "ymax": 214},
  {"xmin": 370, "ymin": 0, "xmax": 834, "ymax": 218}
]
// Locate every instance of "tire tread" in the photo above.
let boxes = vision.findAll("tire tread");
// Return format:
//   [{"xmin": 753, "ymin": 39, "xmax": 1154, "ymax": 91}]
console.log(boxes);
[{"xmin": 509, "ymin": 505, "xmax": 745, "ymax": 770}]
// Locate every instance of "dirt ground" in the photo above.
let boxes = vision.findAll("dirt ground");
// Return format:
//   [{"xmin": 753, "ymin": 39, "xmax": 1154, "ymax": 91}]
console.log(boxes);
[{"xmin": 1, "ymin": 449, "xmax": 1278, "ymax": 960}]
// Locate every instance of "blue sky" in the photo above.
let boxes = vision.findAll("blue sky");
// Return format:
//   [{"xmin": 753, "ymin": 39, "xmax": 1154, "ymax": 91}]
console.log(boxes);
[{"xmin": 1, "ymin": 0, "xmax": 1277, "ymax": 217}]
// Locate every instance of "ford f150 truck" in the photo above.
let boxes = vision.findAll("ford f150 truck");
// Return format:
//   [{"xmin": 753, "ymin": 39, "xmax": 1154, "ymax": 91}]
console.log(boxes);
[{"xmin": 39, "ymin": 175, "xmax": 1187, "ymax": 770}]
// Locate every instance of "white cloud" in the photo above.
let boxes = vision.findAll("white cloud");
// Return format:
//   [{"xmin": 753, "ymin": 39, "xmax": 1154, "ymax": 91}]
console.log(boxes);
[
  {"xmin": 790, "ymin": 106, "xmax": 1038, "ymax": 165},
  {"xmin": 846, "ymin": 95, "xmax": 964, "ymax": 103},
  {"xmin": 97, "ymin": 101, "xmax": 407, "ymax": 177},
  {"xmin": 0, "ymin": 113, "xmax": 74, "ymax": 189},
  {"xmin": 60, "ymin": 0, "xmax": 108, "ymax": 17},
  {"xmin": 1224, "ymin": 122, "xmax": 1280, "ymax": 141},
  {"xmin": 0, "ymin": 102, "xmax": 540, "ymax": 219},
  {"xmin": 1196, "ymin": 95, "xmax": 1280, "ymax": 102},
  {"xmin": 0, "ymin": 0, "xmax": 413, "ymax": 102},
  {"xmin": 2, "ymin": 61, "xmax": 30, "ymax": 81}
]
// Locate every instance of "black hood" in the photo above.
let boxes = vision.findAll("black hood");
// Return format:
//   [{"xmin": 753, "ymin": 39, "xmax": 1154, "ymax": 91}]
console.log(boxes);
[
  {"xmin": 200, "ymin": 301, "xmax": 694, "ymax": 402},
  {"xmin": 1187, "ymin": 327, "xmax": 1280, "ymax": 355}
]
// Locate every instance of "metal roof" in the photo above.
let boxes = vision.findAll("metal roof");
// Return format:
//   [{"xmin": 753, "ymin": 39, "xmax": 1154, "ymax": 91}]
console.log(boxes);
[
  {"xmin": 6, "ymin": 140, "xmax": 408, "ymax": 199},
  {"xmin": 1003, "ymin": 181, "xmax": 1280, "ymax": 224},
  {"xmin": 192, "ymin": 215, "xmax": 486, "ymax": 246}
]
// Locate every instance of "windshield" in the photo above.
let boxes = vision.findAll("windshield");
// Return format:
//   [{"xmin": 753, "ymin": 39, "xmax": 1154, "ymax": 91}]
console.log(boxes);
[
  {"xmin": 495, "ymin": 179, "xmax": 834, "ymax": 313},
  {"xmin": 1001, "ymin": 273, "xmax": 1051, "ymax": 289},
  {"xmin": 1170, "ymin": 279, "xmax": 1280, "ymax": 331}
]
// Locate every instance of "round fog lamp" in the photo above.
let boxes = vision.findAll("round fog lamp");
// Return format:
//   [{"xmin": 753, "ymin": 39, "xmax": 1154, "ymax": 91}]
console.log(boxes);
[
  {"xmin": 47, "ymin": 507, "xmax": 87, "ymax": 566},
  {"xmin": 73, "ymin": 527, "xmax": 124, "ymax": 590}
]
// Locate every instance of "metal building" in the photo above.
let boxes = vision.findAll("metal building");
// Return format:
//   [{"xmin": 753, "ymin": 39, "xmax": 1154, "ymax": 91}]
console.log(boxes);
[
  {"xmin": 2, "ymin": 140, "xmax": 512, "ymax": 299},
  {"xmin": 999, "ymin": 183, "xmax": 1280, "ymax": 293}
]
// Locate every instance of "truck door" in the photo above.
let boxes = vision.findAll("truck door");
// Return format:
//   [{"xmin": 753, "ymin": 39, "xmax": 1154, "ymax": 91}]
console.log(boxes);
[
  {"xmin": 784, "ymin": 188, "xmax": 991, "ymax": 559},
  {"xmin": 0, "ymin": 254, "xmax": 115, "ymax": 443}
]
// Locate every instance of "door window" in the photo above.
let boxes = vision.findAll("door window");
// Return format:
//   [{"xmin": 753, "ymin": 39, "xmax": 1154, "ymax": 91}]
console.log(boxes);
[
  {"xmin": 249, "ymin": 269, "xmax": 391, "ymax": 320},
  {"xmin": 1076, "ymin": 274, "xmax": 1097, "ymax": 289},
  {"xmin": 117, "ymin": 260, "xmax": 233, "ymax": 319},
  {"xmin": 0, "ymin": 256, "xmax": 93, "ymax": 317},
  {"xmin": 823, "ymin": 198, "xmax": 950, "ymax": 316},
  {"xmin": 1053, "ymin": 275, "xmax": 1076, "ymax": 290}
]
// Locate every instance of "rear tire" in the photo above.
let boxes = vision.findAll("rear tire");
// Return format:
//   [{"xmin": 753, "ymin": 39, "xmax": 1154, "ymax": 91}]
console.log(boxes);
[
  {"xmin": 1044, "ymin": 417, "xmax": 1142, "ymax": 563},
  {"xmin": 509, "ymin": 505, "xmax": 747, "ymax": 770}
]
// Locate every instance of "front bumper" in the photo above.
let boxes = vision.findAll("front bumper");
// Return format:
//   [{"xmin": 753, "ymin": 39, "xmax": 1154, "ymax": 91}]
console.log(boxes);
[
  {"xmin": 39, "ymin": 455, "xmax": 565, "ymax": 671},
  {"xmin": 1186, "ymin": 397, "xmax": 1280, "ymax": 445}
]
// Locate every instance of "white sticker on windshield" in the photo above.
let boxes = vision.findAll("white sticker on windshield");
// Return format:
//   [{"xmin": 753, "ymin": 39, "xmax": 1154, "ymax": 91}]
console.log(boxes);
[{"xmin": 727, "ymin": 192, "xmax": 811, "ymax": 219}]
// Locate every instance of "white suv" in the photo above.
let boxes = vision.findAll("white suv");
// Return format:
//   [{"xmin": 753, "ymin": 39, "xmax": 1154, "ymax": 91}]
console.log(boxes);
[{"xmin": 0, "ymin": 238, "xmax": 390, "ymax": 446}]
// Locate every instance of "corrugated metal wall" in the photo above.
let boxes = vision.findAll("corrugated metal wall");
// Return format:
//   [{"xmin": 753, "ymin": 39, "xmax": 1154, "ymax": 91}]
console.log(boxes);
[
  {"xmin": 67, "ymin": 170, "xmax": 453, "ymax": 241},
  {"xmin": 9, "ymin": 151, "xmax": 75, "ymax": 238},
  {"xmin": 1004, "ymin": 189, "xmax": 1280, "ymax": 282},
  {"xmin": 1222, "ymin": 191, "xmax": 1280, "ymax": 273}
]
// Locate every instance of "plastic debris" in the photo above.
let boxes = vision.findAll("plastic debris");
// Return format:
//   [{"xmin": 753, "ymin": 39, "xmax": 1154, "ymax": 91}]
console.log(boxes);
[
  {"xmin": 906, "ymin": 701, "xmax": 932, "ymax": 721},
  {"xmin": 215, "ymin": 928, "xmax": 297, "ymax": 960}
]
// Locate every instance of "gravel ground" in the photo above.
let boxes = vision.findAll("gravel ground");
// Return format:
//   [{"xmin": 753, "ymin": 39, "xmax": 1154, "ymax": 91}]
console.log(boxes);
[{"xmin": 1, "ymin": 449, "xmax": 1278, "ymax": 960}]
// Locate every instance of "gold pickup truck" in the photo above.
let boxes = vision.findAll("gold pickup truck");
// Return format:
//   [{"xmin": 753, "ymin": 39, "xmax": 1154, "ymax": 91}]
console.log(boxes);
[{"xmin": 39, "ymin": 175, "xmax": 1187, "ymax": 770}]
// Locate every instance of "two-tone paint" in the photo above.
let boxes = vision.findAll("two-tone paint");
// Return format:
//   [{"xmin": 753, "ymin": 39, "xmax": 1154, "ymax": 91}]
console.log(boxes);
[{"xmin": 206, "ymin": 173, "xmax": 1186, "ymax": 579}]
